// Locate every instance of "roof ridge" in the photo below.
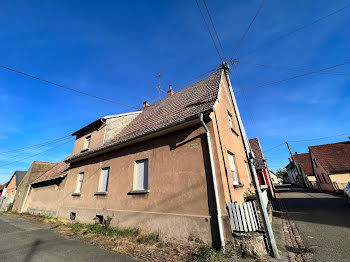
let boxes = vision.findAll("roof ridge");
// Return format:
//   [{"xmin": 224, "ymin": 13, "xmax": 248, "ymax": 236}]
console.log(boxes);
[{"xmin": 309, "ymin": 140, "xmax": 350, "ymax": 148}]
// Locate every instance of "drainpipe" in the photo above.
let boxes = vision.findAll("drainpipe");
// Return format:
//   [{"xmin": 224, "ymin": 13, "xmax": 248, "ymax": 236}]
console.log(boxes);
[
  {"xmin": 20, "ymin": 184, "xmax": 31, "ymax": 213},
  {"xmin": 198, "ymin": 113, "xmax": 225, "ymax": 250}
]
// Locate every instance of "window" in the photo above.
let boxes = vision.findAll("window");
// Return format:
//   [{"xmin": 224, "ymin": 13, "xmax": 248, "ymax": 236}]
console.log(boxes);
[
  {"xmin": 228, "ymin": 112, "xmax": 234, "ymax": 129},
  {"xmin": 322, "ymin": 173, "xmax": 329, "ymax": 184},
  {"xmin": 84, "ymin": 135, "xmax": 91, "ymax": 149},
  {"xmin": 134, "ymin": 159, "xmax": 149, "ymax": 190},
  {"xmin": 75, "ymin": 172, "xmax": 84, "ymax": 193},
  {"xmin": 318, "ymin": 174, "xmax": 323, "ymax": 183},
  {"xmin": 227, "ymin": 152, "xmax": 239, "ymax": 185},
  {"xmin": 313, "ymin": 158, "xmax": 319, "ymax": 167},
  {"xmin": 99, "ymin": 167, "xmax": 110, "ymax": 192},
  {"xmin": 244, "ymin": 161, "xmax": 251, "ymax": 184}
]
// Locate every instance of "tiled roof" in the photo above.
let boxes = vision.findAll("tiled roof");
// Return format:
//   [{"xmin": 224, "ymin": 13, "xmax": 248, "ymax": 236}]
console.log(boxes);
[
  {"xmin": 33, "ymin": 159, "xmax": 70, "ymax": 184},
  {"xmin": 67, "ymin": 70, "xmax": 223, "ymax": 162},
  {"xmin": 249, "ymin": 138, "xmax": 266, "ymax": 170},
  {"xmin": 293, "ymin": 153, "xmax": 313, "ymax": 175},
  {"xmin": 0, "ymin": 182, "xmax": 8, "ymax": 190},
  {"xmin": 309, "ymin": 141, "xmax": 350, "ymax": 173}
]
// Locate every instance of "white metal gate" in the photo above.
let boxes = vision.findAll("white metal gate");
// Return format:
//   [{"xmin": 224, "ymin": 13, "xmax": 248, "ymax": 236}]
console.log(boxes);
[{"xmin": 227, "ymin": 201, "xmax": 260, "ymax": 232}]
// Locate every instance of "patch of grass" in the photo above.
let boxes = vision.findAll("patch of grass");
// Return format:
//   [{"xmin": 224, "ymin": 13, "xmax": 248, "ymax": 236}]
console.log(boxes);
[
  {"xmin": 136, "ymin": 233, "xmax": 159, "ymax": 244},
  {"xmin": 71, "ymin": 222, "xmax": 85, "ymax": 234},
  {"xmin": 195, "ymin": 245, "xmax": 224, "ymax": 262}
]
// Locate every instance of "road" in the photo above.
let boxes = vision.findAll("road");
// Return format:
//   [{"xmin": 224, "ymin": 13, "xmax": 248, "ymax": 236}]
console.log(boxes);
[
  {"xmin": 277, "ymin": 185, "xmax": 350, "ymax": 262},
  {"xmin": 0, "ymin": 214, "xmax": 138, "ymax": 262}
]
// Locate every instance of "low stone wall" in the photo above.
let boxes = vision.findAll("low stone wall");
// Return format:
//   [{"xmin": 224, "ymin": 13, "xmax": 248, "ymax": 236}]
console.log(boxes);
[
  {"xmin": 58, "ymin": 207, "xmax": 215, "ymax": 245},
  {"xmin": 27, "ymin": 208, "xmax": 58, "ymax": 218}
]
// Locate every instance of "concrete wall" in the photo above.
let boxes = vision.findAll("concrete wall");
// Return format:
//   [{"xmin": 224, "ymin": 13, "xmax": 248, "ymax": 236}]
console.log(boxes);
[
  {"xmin": 310, "ymin": 151, "xmax": 334, "ymax": 192},
  {"xmin": 12, "ymin": 161, "xmax": 56, "ymax": 212}
]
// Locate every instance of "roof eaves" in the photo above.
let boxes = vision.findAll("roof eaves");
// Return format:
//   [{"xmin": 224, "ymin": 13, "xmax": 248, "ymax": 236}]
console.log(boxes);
[
  {"xmin": 31, "ymin": 174, "xmax": 67, "ymax": 185},
  {"xmin": 66, "ymin": 109, "xmax": 213, "ymax": 164}
]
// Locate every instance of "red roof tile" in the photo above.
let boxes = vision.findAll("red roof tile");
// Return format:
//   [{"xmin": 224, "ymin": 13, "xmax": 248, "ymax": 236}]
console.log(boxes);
[
  {"xmin": 249, "ymin": 138, "xmax": 266, "ymax": 170},
  {"xmin": 67, "ymin": 70, "xmax": 223, "ymax": 162},
  {"xmin": 309, "ymin": 141, "xmax": 350, "ymax": 173},
  {"xmin": 293, "ymin": 153, "xmax": 313, "ymax": 175},
  {"xmin": 33, "ymin": 158, "xmax": 70, "ymax": 184}
]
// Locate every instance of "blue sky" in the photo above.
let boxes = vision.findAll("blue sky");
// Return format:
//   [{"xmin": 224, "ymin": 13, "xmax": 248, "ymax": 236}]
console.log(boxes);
[{"xmin": 1, "ymin": 0, "xmax": 350, "ymax": 183}]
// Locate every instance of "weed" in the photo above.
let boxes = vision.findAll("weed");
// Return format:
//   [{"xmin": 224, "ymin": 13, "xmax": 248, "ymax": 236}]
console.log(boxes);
[
  {"xmin": 195, "ymin": 245, "xmax": 223, "ymax": 262},
  {"xmin": 71, "ymin": 222, "xmax": 85, "ymax": 234},
  {"xmin": 137, "ymin": 233, "xmax": 159, "ymax": 244}
]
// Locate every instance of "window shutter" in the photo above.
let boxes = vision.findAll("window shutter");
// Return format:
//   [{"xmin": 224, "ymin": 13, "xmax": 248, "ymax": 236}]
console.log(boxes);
[
  {"xmin": 100, "ymin": 168, "xmax": 110, "ymax": 192},
  {"xmin": 228, "ymin": 153, "xmax": 239, "ymax": 185},
  {"xmin": 135, "ymin": 160, "xmax": 148, "ymax": 190},
  {"xmin": 76, "ymin": 172, "xmax": 84, "ymax": 193}
]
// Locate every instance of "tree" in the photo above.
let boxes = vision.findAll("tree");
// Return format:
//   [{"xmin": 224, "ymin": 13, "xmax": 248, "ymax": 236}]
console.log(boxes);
[{"xmin": 276, "ymin": 168, "xmax": 287, "ymax": 178}]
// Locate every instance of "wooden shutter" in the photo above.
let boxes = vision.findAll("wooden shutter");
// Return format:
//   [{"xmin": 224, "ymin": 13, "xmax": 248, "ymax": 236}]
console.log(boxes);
[
  {"xmin": 100, "ymin": 168, "xmax": 110, "ymax": 192},
  {"xmin": 228, "ymin": 153, "xmax": 239, "ymax": 185},
  {"xmin": 135, "ymin": 160, "xmax": 148, "ymax": 190},
  {"xmin": 76, "ymin": 172, "xmax": 84, "ymax": 193}
]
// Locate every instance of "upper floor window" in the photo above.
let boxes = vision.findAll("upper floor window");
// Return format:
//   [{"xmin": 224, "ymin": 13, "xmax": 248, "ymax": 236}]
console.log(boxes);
[
  {"xmin": 75, "ymin": 172, "xmax": 84, "ymax": 193},
  {"xmin": 99, "ymin": 167, "xmax": 110, "ymax": 193},
  {"xmin": 84, "ymin": 135, "xmax": 91, "ymax": 150},
  {"xmin": 228, "ymin": 111, "xmax": 238, "ymax": 135},
  {"xmin": 313, "ymin": 158, "xmax": 319, "ymax": 167},
  {"xmin": 322, "ymin": 173, "xmax": 329, "ymax": 184},
  {"xmin": 134, "ymin": 159, "xmax": 149, "ymax": 190},
  {"xmin": 318, "ymin": 174, "xmax": 323, "ymax": 183},
  {"xmin": 227, "ymin": 152, "xmax": 239, "ymax": 185}
]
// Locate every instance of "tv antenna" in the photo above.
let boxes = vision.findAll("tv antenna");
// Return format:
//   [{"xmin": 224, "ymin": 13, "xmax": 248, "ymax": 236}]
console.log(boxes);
[{"xmin": 156, "ymin": 68, "xmax": 165, "ymax": 100}]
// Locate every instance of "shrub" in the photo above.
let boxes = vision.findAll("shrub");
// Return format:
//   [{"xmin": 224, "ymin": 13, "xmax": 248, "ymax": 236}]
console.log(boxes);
[{"xmin": 195, "ymin": 246, "xmax": 223, "ymax": 262}]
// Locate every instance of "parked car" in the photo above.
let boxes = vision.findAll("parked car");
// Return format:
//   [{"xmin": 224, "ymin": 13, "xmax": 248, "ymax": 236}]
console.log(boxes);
[{"xmin": 344, "ymin": 182, "xmax": 350, "ymax": 206}]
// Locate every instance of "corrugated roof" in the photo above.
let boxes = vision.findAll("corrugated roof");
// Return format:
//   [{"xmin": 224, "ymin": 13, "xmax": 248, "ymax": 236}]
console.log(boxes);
[
  {"xmin": 67, "ymin": 70, "xmax": 223, "ymax": 162},
  {"xmin": 293, "ymin": 153, "xmax": 313, "ymax": 175},
  {"xmin": 249, "ymin": 138, "xmax": 266, "ymax": 170},
  {"xmin": 309, "ymin": 141, "xmax": 350, "ymax": 173}
]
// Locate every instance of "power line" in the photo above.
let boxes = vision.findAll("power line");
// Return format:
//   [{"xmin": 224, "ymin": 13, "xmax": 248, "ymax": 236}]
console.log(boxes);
[
  {"xmin": 289, "ymin": 132, "xmax": 350, "ymax": 142},
  {"xmin": 264, "ymin": 142, "xmax": 286, "ymax": 153},
  {"xmin": 237, "ymin": 60, "xmax": 350, "ymax": 77},
  {"xmin": 194, "ymin": 0, "xmax": 224, "ymax": 62},
  {"xmin": 236, "ymin": 60, "xmax": 350, "ymax": 93},
  {"xmin": 202, "ymin": 0, "xmax": 227, "ymax": 61},
  {"xmin": 232, "ymin": 0, "xmax": 266, "ymax": 57},
  {"xmin": 0, "ymin": 135, "xmax": 72, "ymax": 155},
  {"xmin": 237, "ymin": 3, "xmax": 350, "ymax": 59},
  {"xmin": 0, "ymin": 65, "xmax": 138, "ymax": 109},
  {"xmin": 0, "ymin": 139, "xmax": 74, "ymax": 168}
]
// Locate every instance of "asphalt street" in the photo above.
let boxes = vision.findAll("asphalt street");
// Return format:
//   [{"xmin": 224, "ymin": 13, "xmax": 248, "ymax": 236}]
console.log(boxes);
[
  {"xmin": 0, "ymin": 214, "xmax": 138, "ymax": 262},
  {"xmin": 277, "ymin": 185, "xmax": 350, "ymax": 262}
]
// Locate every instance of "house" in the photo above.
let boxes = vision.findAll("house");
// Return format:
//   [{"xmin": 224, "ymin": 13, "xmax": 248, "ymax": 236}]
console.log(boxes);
[
  {"xmin": 269, "ymin": 170, "xmax": 279, "ymax": 185},
  {"xmin": 285, "ymin": 153, "xmax": 314, "ymax": 188},
  {"xmin": 249, "ymin": 138, "xmax": 275, "ymax": 197},
  {"xmin": 11, "ymin": 161, "xmax": 56, "ymax": 212},
  {"xmin": 0, "ymin": 171, "xmax": 27, "ymax": 210},
  {"xmin": 22, "ymin": 160, "xmax": 69, "ymax": 217},
  {"xmin": 309, "ymin": 141, "xmax": 350, "ymax": 192},
  {"xmin": 22, "ymin": 69, "xmax": 254, "ymax": 248},
  {"xmin": 0, "ymin": 182, "xmax": 8, "ymax": 197}
]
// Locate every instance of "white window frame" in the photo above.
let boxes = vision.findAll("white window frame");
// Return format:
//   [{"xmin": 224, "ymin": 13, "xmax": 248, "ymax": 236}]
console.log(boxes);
[
  {"xmin": 99, "ymin": 167, "xmax": 110, "ymax": 193},
  {"xmin": 244, "ymin": 160, "xmax": 251, "ymax": 184},
  {"xmin": 227, "ymin": 152, "xmax": 239, "ymax": 185},
  {"xmin": 75, "ymin": 172, "xmax": 84, "ymax": 193},
  {"xmin": 228, "ymin": 112, "xmax": 234, "ymax": 130},
  {"xmin": 134, "ymin": 159, "xmax": 149, "ymax": 191},
  {"xmin": 84, "ymin": 135, "xmax": 91, "ymax": 149}
]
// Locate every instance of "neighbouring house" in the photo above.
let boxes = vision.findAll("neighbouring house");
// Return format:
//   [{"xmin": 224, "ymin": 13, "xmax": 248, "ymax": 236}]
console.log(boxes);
[
  {"xmin": 0, "ymin": 182, "xmax": 8, "ymax": 197},
  {"xmin": 249, "ymin": 138, "xmax": 275, "ymax": 197},
  {"xmin": 23, "ymin": 69, "xmax": 255, "ymax": 248},
  {"xmin": 0, "ymin": 171, "xmax": 27, "ymax": 210},
  {"xmin": 309, "ymin": 141, "xmax": 350, "ymax": 193},
  {"xmin": 12, "ymin": 161, "xmax": 56, "ymax": 212},
  {"xmin": 269, "ymin": 170, "xmax": 279, "ymax": 185},
  {"xmin": 285, "ymin": 153, "xmax": 314, "ymax": 188},
  {"xmin": 23, "ymin": 160, "xmax": 69, "ymax": 217}
]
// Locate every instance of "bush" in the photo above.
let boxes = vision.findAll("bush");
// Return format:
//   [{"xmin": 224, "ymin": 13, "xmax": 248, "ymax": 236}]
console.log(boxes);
[
  {"xmin": 195, "ymin": 246, "xmax": 223, "ymax": 262},
  {"xmin": 243, "ymin": 189, "xmax": 256, "ymax": 201}
]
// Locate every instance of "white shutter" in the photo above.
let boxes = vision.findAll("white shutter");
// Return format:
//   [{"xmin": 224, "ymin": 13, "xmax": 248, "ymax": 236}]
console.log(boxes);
[
  {"xmin": 228, "ymin": 153, "xmax": 239, "ymax": 185},
  {"xmin": 135, "ymin": 159, "xmax": 148, "ymax": 190},
  {"xmin": 100, "ymin": 167, "xmax": 110, "ymax": 192},
  {"xmin": 76, "ymin": 172, "xmax": 84, "ymax": 193}
]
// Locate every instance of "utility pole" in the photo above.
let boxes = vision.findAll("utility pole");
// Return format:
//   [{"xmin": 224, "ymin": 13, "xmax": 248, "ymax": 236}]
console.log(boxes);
[
  {"xmin": 286, "ymin": 141, "xmax": 304, "ymax": 187},
  {"xmin": 224, "ymin": 68, "xmax": 280, "ymax": 259}
]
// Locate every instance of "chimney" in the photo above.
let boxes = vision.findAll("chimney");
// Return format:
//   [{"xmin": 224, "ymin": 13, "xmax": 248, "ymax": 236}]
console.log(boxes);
[
  {"xmin": 167, "ymin": 84, "xmax": 175, "ymax": 97},
  {"xmin": 295, "ymin": 151, "xmax": 298, "ymax": 155},
  {"xmin": 142, "ymin": 101, "xmax": 150, "ymax": 108}
]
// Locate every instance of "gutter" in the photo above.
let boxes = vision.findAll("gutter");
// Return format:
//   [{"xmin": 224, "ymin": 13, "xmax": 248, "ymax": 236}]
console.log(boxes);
[{"xmin": 198, "ymin": 113, "xmax": 225, "ymax": 250}]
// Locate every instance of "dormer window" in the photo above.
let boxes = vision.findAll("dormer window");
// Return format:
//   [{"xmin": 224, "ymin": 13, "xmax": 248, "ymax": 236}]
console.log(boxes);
[{"xmin": 84, "ymin": 135, "xmax": 91, "ymax": 150}]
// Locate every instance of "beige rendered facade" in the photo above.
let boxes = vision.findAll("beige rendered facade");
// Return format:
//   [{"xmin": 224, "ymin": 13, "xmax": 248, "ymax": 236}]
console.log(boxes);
[{"xmin": 24, "ymin": 70, "xmax": 253, "ymax": 247}]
